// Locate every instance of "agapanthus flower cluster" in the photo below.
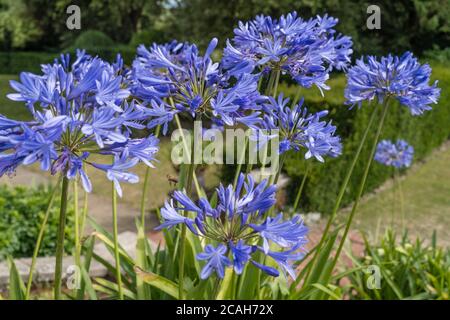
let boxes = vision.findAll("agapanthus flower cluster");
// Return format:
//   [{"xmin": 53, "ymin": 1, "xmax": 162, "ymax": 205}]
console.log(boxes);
[
  {"xmin": 222, "ymin": 12, "xmax": 353, "ymax": 92},
  {"xmin": 130, "ymin": 39, "xmax": 264, "ymax": 134},
  {"xmin": 155, "ymin": 174, "xmax": 308, "ymax": 279},
  {"xmin": 1, "ymin": 50, "xmax": 159, "ymax": 196},
  {"xmin": 345, "ymin": 52, "xmax": 440, "ymax": 115},
  {"xmin": 374, "ymin": 139, "xmax": 414, "ymax": 168},
  {"xmin": 252, "ymin": 94, "xmax": 342, "ymax": 161}
]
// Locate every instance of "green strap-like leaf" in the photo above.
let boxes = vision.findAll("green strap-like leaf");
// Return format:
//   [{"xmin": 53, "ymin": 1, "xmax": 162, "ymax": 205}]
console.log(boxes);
[
  {"xmin": 7, "ymin": 257, "xmax": 26, "ymax": 300},
  {"xmin": 135, "ymin": 266, "xmax": 185, "ymax": 300},
  {"xmin": 216, "ymin": 268, "xmax": 233, "ymax": 300}
]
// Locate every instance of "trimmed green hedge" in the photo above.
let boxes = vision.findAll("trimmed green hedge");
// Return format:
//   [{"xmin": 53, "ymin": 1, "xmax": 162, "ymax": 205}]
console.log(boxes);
[
  {"xmin": 0, "ymin": 185, "xmax": 75, "ymax": 260},
  {"xmin": 0, "ymin": 52, "xmax": 57, "ymax": 74},
  {"xmin": 280, "ymin": 62, "xmax": 450, "ymax": 213},
  {"xmin": 0, "ymin": 47, "xmax": 137, "ymax": 74}
]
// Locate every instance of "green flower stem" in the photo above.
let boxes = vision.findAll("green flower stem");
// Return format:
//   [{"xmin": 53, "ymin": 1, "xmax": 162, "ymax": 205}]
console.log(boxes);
[
  {"xmin": 291, "ymin": 86, "xmax": 303, "ymax": 108},
  {"xmin": 212, "ymin": 277, "xmax": 222, "ymax": 299},
  {"xmin": 395, "ymin": 169, "xmax": 405, "ymax": 230},
  {"xmin": 25, "ymin": 177, "xmax": 61, "ymax": 300},
  {"xmin": 269, "ymin": 152, "xmax": 286, "ymax": 186},
  {"xmin": 256, "ymin": 152, "xmax": 287, "ymax": 299},
  {"xmin": 303, "ymin": 101, "xmax": 379, "ymax": 284},
  {"xmin": 174, "ymin": 113, "xmax": 202, "ymax": 196},
  {"xmin": 73, "ymin": 178, "xmax": 81, "ymax": 296},
  {"xmin": 112, "ymin": 181, "xmax": 124, "ymax": 300},
  {"xmin": 328, "ymin": 99, "xmax": 390, "ymax": 277},
  {"xmin": 232, "ymin": 136, "xmax": 249, "ymax": 189},
  {"xmin": 54, "ymin": 175, "xmax": 69, "ymax": 300},
  {"xmin": 140, "ymin": 125, "xmax": 160, "ymax": 228},
  {"xmin": 272, "ymin": 69, "xmax": 281, "ymax": 96},
  {"xmin": 292, "ymin": 163, "xmax": 310, "ymax": 212},
  {"xmin": 78, "ymin": 174, "xmax": 89, "ymax": 243},
  {"xmin": 391, "ymin": 171, "xmax": 396, "ymax": 227},
  {"xmin": 177, "ymin": 116, "xmax": 198, "ymax": 300},
  {"xmin": 76, "ymin": 164, "xmax": 89, "ymax": 300}
]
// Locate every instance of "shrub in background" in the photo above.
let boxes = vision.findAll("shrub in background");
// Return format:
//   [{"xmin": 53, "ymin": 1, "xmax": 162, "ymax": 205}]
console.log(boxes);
[
  {"xmin": 0, "ymin": 51, "xmax": 57, "ymax": 74},
  {"xmin": 72, "ymin": 30, "xmax": 115, "ymax": 49},
  {"xmin": 0, "ymin": 185, "xmax": 75, "ymax": 260},
  {"xmin": 129, "ymin": 30, "xmax": 168, "ymax": 49},
  {"xmin": 424, "ymin": 47, "xmax": 450, "ymax": 64}
]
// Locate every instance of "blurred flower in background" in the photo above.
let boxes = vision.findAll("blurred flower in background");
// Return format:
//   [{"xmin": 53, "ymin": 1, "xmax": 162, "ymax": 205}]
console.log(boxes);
[{"xmin": 374, "ymin": 139, "xmax": 414, "ymax": 168}]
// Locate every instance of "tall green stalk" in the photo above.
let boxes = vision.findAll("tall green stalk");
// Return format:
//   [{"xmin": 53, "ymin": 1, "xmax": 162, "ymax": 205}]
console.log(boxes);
[
  {"xmin": 302, "ymin": 102, "xmax": 379, "ymax": 284},
  {"xmin": 178, "ymin": 117, "xmax": 197, "ymax": 300},
  {"xmin": 269, "ymin": 152, "xmax": 287, "ymax": 186},
  {"xmin": 54, "ymin": 175, "xmax": 69, "ymax": 300},
  {"xmin": 73, "ymin": 179, "xmax": 81, "ymax": 296},
  {"xmin": 112, "ymin": 182, "xmax": 124, "ymax": 300},
  {"xmin": 232, "ymin": 136, "xmax": 249, "ymax": 189},
  {"xmin": 326, "ymin": 99, "xmax": 391, "ymax": 283},
  {"xmin": 292, "ymin": 163, "xmax": 310, "ymax": 212},
  {"xmin": 394, "ymin": 169, "xmax": 405, "ymax": 230},
  {"xmin": 140, "ymin": 125, "xmax": 161, "ymax": 228},
  {"xmin": 272, "ymin": 69, "xmax": 281, "ymax": 96},
  {"xmin": 25, "ymin": 178, "xmax": 61, "ymax": 300},
  {"xmin": 78, "ymin": 164, "xmax": 89, "ymax": 239}
]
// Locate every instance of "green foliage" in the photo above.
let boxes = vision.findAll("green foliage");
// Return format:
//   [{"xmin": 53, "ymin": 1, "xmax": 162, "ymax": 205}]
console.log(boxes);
[
  {"xmin": 166, "ymin": 0, "xmax": 450, "ymax": 55},
  {"xmin": 65, "ymin": 30, "xmax": 138, "ymax": 64},
  {"xmin": 281, "ymin": 62, "xmax": 450, "ymax": 214},
  {"xmin": 129, "ymin": 30, "xmax": 168, "ymax": 49},
  {"xmin": 72, "ymin": 30, "xmax": 115, "ymax": 49},
  {"xmin": 0, "ymin": 48, "xmax": 136, "ymax": 75},
  {"xmin": 0, "ymin": 0, "xmax": 164, "ymax": 50},
  {"xmin": 0, "ymin": 51, "xmax": 56, "ymax": 74},
  {"xmin": 1, "ymin": 0, "xmax": 448, "ymax": 55},
  {"xmin": 424, "ymin": 47, "xmax": 450, "ymax": 64},
  {"xmin": 0, "ymin": 0, "xmax": 42, "ymax": 49},
  {"xmin": 342, "ymin": 230, "xmax": 450, "ymax": 300},
  {"xmin": 0, "ymin": 185, "xmax": 75, "ymax": 260}
]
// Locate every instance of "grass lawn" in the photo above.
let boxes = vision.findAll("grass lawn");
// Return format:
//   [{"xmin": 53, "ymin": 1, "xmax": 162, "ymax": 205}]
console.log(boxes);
[
  {"xmin": 0, "ymin": 75, "xmax": 32, "ymax": 121},
  {"xmin": 343, "ymin": 142, "xmax": 450, "ymax": 246}
]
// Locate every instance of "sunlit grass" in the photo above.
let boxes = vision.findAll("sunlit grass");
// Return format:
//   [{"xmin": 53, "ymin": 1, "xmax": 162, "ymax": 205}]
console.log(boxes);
[{"xmin": 347, "ymin": 143, "xmax": 450, "ymax": 246}]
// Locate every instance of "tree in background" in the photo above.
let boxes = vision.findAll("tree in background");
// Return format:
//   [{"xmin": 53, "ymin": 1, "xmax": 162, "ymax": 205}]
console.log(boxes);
[
  {"xmin": 0, "ymin": 0, "xmax": 448, "ymax": 57},
  {"xmin": 165, "ymin": 0, "xmax": 450, "ymax": 56},
  {"xmin": 0, "ymin": 0, "xmax": 42, "ymax": 50},
  {"xmin": 1, "ymin": 0, "xmax": 164, "ymax": 50}
]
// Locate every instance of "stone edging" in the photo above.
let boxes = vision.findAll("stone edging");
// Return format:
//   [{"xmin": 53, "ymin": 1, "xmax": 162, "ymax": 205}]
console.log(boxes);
[{"xmin": 0, "ymin": 231, "xmax": 139, "ymax": 287}]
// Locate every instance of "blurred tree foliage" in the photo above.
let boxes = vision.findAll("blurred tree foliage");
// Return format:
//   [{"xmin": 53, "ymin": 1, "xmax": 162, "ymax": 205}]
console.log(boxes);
[
  {"xmin": 166, "ymin": 0, "xmax": 450, "ymax": 56},
  {"xmin": 0, "ymin": 0, "xmax": 449, "ymax": 56},
  {"xmin": 0, "ymin": 0, "xmax": 164, "ymax": 50},
  {"xmin": 0, "ymin": 0, "xmax": 42, "ymax": 50}
]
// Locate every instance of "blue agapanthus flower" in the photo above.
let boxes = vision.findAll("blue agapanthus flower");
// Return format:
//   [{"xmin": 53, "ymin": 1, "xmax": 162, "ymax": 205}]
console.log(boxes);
[
  {"xmin": 130, "ymin": 39, "xmax": 264, "ymax": 134},
  {"xmin": 374, "ymin": 139, "xmax": 414, "ymax": 168},
  {"xmin": 196, "ymin": 244, "xmax": 231, "ymax": 279},
  {"xmin": 345, "ymin": 52, "xmax": 440, "ymax": 115},
  {"xmin": 155, "ymin": 174, "xmax": 309, "ymax": 280},
  {"xmin": 2, "ymin": 50, "xmax": 159, "ymax": 196},
  {"xmin": 222, "ymin": 12, "xmax": 353, "ymax": 92},
  {"xmin": 252, "ymin": 94, "xmax": 342, "ymax": 161}
]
